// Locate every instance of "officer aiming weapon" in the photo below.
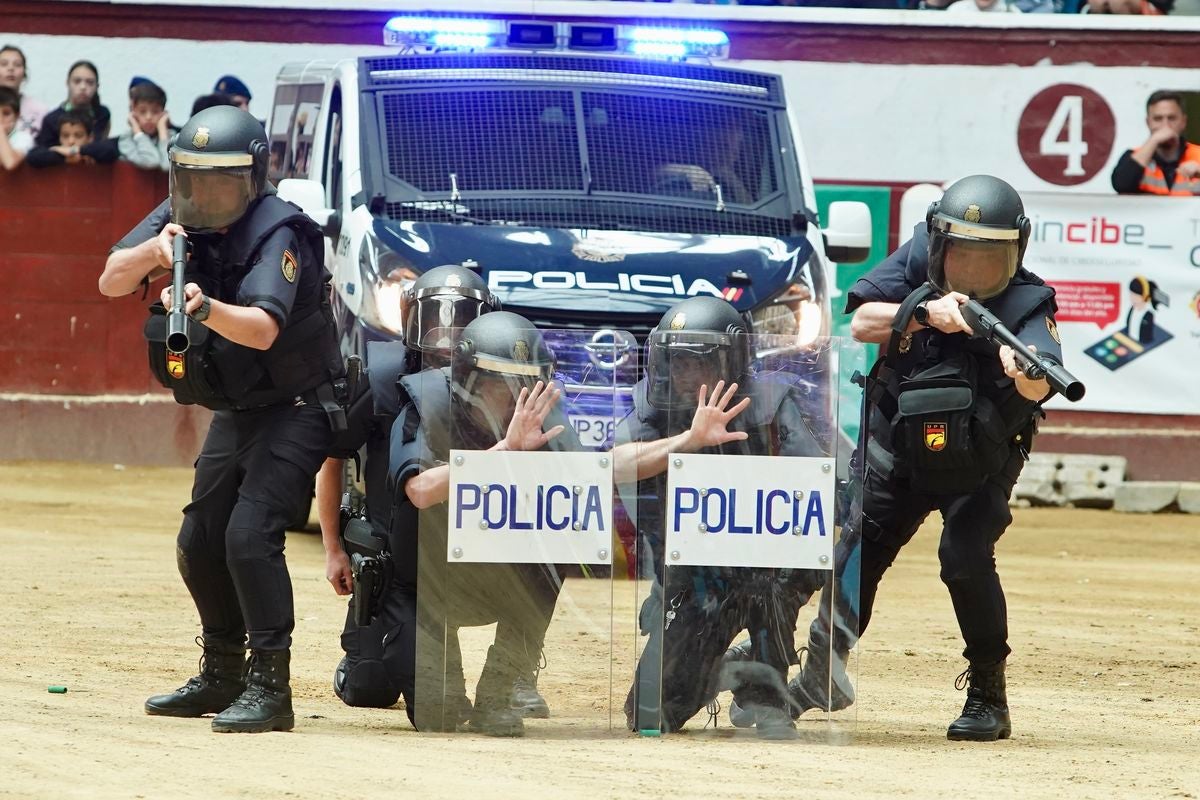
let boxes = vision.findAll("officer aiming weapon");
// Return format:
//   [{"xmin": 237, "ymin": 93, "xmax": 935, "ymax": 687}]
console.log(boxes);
[
  {"xmin": 166, "ymin": 234, "xmax": 190, "ymax": 355},
  {"xmin": 339, "ymin": 493, "xmax": 392, "ymax": 626},
  {"xmin": 959, "ymin": 296, "xmax": 1086, "ymax": 402}
]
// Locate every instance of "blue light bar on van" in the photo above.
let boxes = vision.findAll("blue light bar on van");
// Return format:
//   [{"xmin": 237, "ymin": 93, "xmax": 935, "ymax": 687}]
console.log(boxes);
[
  {"xmin": 382, "ymin": 16, "xmax": 729, "ymax": 60},
  {"xmin": 383, "ymin": 17, "xmax": 503, "ymax": 48}
]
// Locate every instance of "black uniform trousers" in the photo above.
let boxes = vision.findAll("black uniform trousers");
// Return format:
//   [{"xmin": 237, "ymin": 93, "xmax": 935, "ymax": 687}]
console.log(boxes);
[
  {"xmin": 809, "ymin": 444, "xmax": 1025, "ymax": 671},
  {"xmin": 627, "ymin": 566, "xmax": 821, "ymax": 732},
  {"xmin": 176, "ymin": 402, "xmax": 331, "ymax": 651}
]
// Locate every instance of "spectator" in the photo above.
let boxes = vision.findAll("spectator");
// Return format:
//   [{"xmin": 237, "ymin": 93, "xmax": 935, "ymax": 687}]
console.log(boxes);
[
  {"xmin": 191, "ymin": 91, "xmax": 236, "ymax": 118},
  {"xmin": 0, "ymin": 44, "xmax": 48, "ymax": 140},
  {"xmin": 944, "ymin": 0, "xmax": 1055, "ymax": 11},
  {"xmin": 25, "ymin": 108, "xmax": 115, "ymax": 168},
  {"xmin": 1085, "ymin": 0, "xmax": 1171, "ymax": 10},
  {"xmin": 1111, "ymin": 89, "xmax": 1200, "ymax": 195},
  {"xmin": 35, "ymin": 60, "xmax": 110, "ymax": 148},
  {"xmin": 213, "ymin": 75, "xmax": 252, "ymax": 113},
  {"xmin": 0, "ymin": 86, "xmax": 33, "ymax": 170},
  {"xmin": 118, "ymin": 78, "xmax": 175, "ymax": 171}
]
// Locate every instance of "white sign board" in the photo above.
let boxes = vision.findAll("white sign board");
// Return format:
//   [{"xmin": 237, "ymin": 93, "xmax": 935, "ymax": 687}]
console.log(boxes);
[
  {"xmin": 447, "ymin": 449, "xmax": 613, "ymax": 565},
  {"xmin": 1022, "ymin": 193, "xmax": 1200, "ymax": 415},
  {"xmin": 665, "ymin": 453, "xmax": 835, "ymax": 570}
]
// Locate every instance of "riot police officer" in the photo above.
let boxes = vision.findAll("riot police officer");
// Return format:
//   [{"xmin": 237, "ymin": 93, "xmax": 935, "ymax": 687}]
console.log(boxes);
[
  {"xmin": 616, "ymin": 296, "xmax": 826, "ymax": 739},
  {"xmin": 389, "ymin": 311, "xmax": 575, "ymax": 736},
  {"xmin": 319, "ymin": 266, "xmax": 516, "ymax": 714},
  {"xmin": 99, "ymin": 105, "xmax": 344, "ymax": 733},
  {"xmin": 788, "ymin": 175, "xmax": 1065, "ymax": 741}
]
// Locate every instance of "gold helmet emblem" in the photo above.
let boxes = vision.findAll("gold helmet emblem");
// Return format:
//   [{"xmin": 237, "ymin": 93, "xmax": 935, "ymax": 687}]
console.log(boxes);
[
  {"xmin": 192, "ymin": 127, "xmax": 210, "ymax": 149},
  {"xmin": 964, "ymin": 204, "xmax": 982, "ymax": 223},
  {"xmin": 669, "ymin": 312, "xmax": 687, "ymax": 331},
  {"xmin": 512, "ymin": 340, "xmax": 530, "ymax": 362}
]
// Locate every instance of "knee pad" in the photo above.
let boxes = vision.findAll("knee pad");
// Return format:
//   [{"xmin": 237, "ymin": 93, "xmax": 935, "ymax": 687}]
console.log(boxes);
[{"xmin": 334, "ymin": 655, "xmax": 401, "ymax": 708}]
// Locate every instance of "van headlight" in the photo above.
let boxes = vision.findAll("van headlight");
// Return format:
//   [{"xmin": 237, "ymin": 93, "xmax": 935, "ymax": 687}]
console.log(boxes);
[
  {"xmin": 749, "ymin": 283, "xmax": 823, "ymax": 354},
  {"xmin": 358, "ymin": 231, "xmax": 419, "ymax": 335}
]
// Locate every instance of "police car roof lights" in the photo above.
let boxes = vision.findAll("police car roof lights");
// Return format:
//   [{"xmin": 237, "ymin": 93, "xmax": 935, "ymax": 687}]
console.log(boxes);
[
  {"xmin": 382, "ymin": 16, "xmax": 729, "ymax": 60},
  {"xmin": 383, "ymin": 17, "xmax": 503, "ymax": 49}
]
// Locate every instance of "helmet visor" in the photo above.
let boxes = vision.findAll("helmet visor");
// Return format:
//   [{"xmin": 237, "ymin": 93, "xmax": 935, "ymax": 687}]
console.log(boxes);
[
  {"xmin": 646, "ymin": 331, "xmax": 741, "ymax": 411},
  {"xmin": 928, "ymin": 233, "xmax": 1017, "ymax": 300},
  {"xmin": 170, "ymin": 163, "xmax": 255, "ymax": 232},
  {"xmin": 403, "ymin": 292, "xmax": 490, "ymax": 362}
]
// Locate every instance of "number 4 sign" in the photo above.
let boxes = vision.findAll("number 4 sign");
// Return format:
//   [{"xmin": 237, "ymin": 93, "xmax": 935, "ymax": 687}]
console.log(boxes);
[{"xmin": 1018, "ymin": 83, "xmax": 1116, "ymax": 186}]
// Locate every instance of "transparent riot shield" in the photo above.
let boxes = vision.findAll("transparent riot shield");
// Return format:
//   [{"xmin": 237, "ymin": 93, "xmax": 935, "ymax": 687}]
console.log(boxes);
[
  {"xmin": 628, "ymin": 332, "xmax": 865, "ymax": 742},
  {"xmin": 412, "ymin": 327, "xmax": 637, "ymax": 735}
]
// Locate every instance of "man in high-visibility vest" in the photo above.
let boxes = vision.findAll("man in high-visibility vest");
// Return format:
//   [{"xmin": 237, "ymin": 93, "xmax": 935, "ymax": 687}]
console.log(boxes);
[{"xmin": 1111, "ymin": 89, "xmax": 1200, "ymax": 196}]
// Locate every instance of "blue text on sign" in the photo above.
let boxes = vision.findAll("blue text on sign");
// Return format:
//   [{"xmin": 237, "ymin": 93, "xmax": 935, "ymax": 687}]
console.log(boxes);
[
  {"xmin": 456, "ymin": 483, "xmax": 607, "ymax": 532},
  {"xmin": 671, "ymin": 487, "xmax": 826, "ymax": 536}
]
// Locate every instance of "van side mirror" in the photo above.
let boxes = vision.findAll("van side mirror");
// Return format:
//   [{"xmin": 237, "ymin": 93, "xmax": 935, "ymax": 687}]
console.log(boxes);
[
  {"xmin": 278, "ymin": 178, "xmax": 340, "ymax": 237},
  {"xmin": 822, "ymin": 201, "xmax": 872, "ymax": 264}
]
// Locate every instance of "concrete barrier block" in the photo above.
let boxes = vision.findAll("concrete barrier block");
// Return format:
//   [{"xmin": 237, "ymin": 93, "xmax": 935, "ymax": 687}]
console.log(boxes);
[
  {"xmin": 1113, "ymin": 482, "xmax": 1180, "ymax": 513},
  {"xmin": 1063, "ymin": 482, "xmax": 1115, "ymax": 509},
  {"xmin": 1177, "ymin": 483, "xmax": 1200, "ymax": 514},
  {"xmin": 1014, "ymin": 475, "xmax": 1064, "ymax": 507}
]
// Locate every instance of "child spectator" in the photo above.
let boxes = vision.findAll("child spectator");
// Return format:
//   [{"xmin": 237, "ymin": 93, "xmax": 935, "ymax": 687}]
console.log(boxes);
[
  {"xmin": 35, "ymin": 60, "xmax": 110, "ymax": 148},
  {"xmin": 24, "ymin": 109, "xmax": 115, "ymax": 168},
  {"xmin": 0, "ymin": 44, "xmax": 48, "ymax": 140},
  {"xmin": 0, "ymin": 86, "xmax": 34, "ymax": 170},
  {"xmin": 118, "ymin": 78, "xmax": 175, "ymax": 171}
]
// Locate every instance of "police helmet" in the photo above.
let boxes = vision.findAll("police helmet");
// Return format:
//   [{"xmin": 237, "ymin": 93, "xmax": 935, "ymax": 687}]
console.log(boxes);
[
  {"xmin": 169, "ymin": 106, "xmax": 269, "ymax": 233},
  {"xmin": 400, "ymin": 265, "xmax": 500, "ymax": 364},
  {"xmin": 453, "ymin": 311, "xmax": 556, "ymax": 399},
  {"xmin": 926, "ymin": 175, "xmax": 1030, "ymax": 300},
  {"xmin": 646, "ymin": 296, "xmax": 751, "ymax": 412}
]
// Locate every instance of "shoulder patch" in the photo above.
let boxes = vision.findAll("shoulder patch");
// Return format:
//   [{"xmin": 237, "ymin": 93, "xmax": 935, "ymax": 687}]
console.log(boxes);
[
  {"xmin": 1045, "ymin": 316, "xmax": 1061, "ymax": 344},
  {"xmin": 281, "ymin": 249, "xmax": 298, "ymax": 283}
]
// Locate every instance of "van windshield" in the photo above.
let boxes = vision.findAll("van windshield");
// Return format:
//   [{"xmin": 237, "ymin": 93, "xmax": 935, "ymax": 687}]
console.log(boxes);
[{"xmin": 375, "ymin": 87, "xmax": 794, "ymax": 237}]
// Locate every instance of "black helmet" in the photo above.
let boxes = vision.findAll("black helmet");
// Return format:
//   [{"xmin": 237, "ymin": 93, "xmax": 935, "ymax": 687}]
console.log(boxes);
[
  {"xmin": 453, "ymin": 311, "xmax": 555, "ymax": 396},
  {"xmin": 646, "ymin": 296, "xmax": 751, "ymax": 411},
  {"xmin": 169, "ymin": 106, "xmax": 269, "ymax": 232},
  {"xmin": 401, "ymin": 265, "xmax": 499, "ymax": 364},
  {"xmin": 926, "ymin": 174, "xmax": 1031, "ymax": 300}
]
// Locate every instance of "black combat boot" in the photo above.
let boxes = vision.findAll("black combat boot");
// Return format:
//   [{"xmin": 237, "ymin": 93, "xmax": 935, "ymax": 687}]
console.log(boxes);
[
  {"xmin": 511, "ymin": 672, "xmax": 550, "ymax": 719},
  {"xmin": 145, "ymin": 636, "xmax": 245, "ymax": 718},
  {"xmin": 947, "ymin": 661, "xmax": 1011, "ymax": 742},
  {"xmin": 211, "ymin": 649, "xmax": 294, "ymax": 733},
  {"xmin": 787, "ymin": 644, "xmax": 854, "ymax": 719},
  {"xmin": 721, "ymin": 639, "xmax": 758, "ymax": 728},
  {"xmin": 511, "ymin": 645, "xmax": 550, "ymax": 719},
  {"xmin": 468, "ymin": 645, "xmax": 525, "ymax": 737}
]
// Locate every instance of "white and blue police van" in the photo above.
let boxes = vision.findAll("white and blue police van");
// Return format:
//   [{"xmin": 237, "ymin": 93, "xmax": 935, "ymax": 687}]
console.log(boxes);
[{"xmin": 268, "ymin": 16, "xmax": 872, "ymax": 445}]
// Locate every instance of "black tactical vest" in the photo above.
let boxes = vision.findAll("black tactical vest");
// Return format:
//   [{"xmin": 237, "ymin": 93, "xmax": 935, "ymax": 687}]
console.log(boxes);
[
  {"xmin": 865, "ymin": 281, "xmax": 1053, "ymax": 494},
  {"xmin": 144, "ymin": 196, "xmax": 343, "ymax": 411}
]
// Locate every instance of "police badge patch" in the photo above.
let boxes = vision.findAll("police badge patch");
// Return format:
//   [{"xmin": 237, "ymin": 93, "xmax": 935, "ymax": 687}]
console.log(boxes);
[
  {"xmin": 964, "ymin": 204, "xmax": 982, "ymax": 223},
  {"xmin": 281, "ymin": 250, "xmax": 297, "ymax": 283},
  {"xmin": 167, "ymin": 352, "xmax": 185, "ymax": 380},
  {"xmin": 192, "ymin": 127, "xmax": 210, "ymax": 149},
  {"xmin": 924, "ymin": 422, "xmax": 947, "ymax": 452},
  {"xmin": 669, "ymin": 312, "xmax": 686, "ymax": 330},
  {"xmin": 512, "ymin": 339, "xmax": 530, "ymax": 362}
]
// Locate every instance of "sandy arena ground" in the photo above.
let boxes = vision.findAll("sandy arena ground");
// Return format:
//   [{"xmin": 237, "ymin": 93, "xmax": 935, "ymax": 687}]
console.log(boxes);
[{"xmin": 1, "ymin": 460, "xmax": 1197, "ymax": 800}]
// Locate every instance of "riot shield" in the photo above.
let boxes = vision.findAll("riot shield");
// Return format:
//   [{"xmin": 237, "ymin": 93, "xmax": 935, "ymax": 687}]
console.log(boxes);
[
  {"xmin": 626, "ymin": 333, "xmax": 865, "ymax": 741},
  {"xmin": 411, "ymin": 327, "xmax": 637, "ymax": 735}
]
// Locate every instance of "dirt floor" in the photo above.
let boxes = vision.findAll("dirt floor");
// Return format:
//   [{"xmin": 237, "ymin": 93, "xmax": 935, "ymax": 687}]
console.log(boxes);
[{"xmin": 1, "ymin": 460, "xmax": 1197, "ymax": 800}]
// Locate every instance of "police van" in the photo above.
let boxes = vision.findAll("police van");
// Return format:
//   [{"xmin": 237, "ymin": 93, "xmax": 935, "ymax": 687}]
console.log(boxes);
[{"xmin": 268, "ymin": 17, "xmax": 872, "ymax": 445}]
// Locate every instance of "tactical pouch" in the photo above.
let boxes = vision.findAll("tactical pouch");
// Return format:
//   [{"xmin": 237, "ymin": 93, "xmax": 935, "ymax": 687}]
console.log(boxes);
[
  {"xmin": 144, "ymin": 303, "xmax": 265, "ymax": 410},
  {"xmin": 891, "ymin": 357, "xmax": 1008, "ymax": 494}
]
